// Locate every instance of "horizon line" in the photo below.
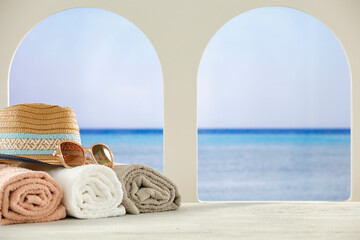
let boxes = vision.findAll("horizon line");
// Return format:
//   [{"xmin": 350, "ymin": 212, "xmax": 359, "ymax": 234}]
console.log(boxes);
[{"xmin": 80, "ymin": 128, "xmax": 351, "ymax": 134}]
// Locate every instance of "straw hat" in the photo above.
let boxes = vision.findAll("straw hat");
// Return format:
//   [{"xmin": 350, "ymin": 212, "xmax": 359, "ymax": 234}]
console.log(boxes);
[{"xmin": 0, "ymin": 103, "xmax": 81, "ymax": 166}]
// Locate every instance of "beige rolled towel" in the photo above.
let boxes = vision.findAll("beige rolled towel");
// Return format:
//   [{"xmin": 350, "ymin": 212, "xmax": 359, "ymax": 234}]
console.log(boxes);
[
  {"xmin": 113, "ymin": 164, "xmax": 181, "ymax": 214},
  {"xmin": 0, "ymin": 164, "xmax": 66, "ymax": 225}
]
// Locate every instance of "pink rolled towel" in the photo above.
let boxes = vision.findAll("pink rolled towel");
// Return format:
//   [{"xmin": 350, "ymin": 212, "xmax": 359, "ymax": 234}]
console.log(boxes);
[{"xmin": 0, "ymin": 164, "xmax": 66, "ymax": 225}]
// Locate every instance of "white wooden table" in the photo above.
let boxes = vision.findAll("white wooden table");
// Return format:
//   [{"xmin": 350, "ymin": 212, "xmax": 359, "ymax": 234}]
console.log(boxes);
[{"xmin": 2, "ymin": 202, "xmax": 360, "ymax": 240}]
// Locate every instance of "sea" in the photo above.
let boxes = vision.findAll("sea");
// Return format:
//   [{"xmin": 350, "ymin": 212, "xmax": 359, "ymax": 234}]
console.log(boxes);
[{"xmin": 80, "ymin": 129, "xmax": 351, "ymax": 201}]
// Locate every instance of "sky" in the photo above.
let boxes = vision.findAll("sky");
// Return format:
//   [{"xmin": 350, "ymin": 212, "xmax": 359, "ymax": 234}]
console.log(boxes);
[
  {"xmin": 10, "ymin": 7, "xmax": 350, "ymax": 129},
  {"xmin": 10, "ymin": 8, "xmax": 163, "ymax": 128}
]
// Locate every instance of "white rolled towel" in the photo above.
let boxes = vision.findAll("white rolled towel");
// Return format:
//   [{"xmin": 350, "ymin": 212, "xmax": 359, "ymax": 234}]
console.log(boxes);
[{"xmin": 48, "ymin": 165, "xmax": 125, "ymax": 219}]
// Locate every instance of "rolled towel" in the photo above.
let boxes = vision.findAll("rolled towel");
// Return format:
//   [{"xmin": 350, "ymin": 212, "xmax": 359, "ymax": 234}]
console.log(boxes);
[
  {"xmin": 48, "ymin": 164, "xmax": 125, "ymax": 219},
  {"xmin": 113, "ymin": 164, "xmax": 181, "ymax": 214},
  {"xmin": 0, "ymin": 164, "xmax": 66, "ymax": 225}
]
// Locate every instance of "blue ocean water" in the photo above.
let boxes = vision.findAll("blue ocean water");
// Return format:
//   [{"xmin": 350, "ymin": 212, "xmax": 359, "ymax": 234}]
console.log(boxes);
[{"xmin": 80, "ymin": 129, "xmax": 350, "ymax": 201}]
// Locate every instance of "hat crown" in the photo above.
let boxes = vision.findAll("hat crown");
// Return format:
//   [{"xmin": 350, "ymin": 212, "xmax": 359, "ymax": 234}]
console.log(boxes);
[{"xmin": 0, "ymin": 103, "xmax": 79, "ymax": 134}]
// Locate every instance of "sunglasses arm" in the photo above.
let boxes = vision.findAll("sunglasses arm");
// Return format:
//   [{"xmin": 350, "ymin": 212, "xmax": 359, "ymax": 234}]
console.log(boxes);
[{"xmin": 52, "ymin": 148, "xmax": 61, "ymax": 157}]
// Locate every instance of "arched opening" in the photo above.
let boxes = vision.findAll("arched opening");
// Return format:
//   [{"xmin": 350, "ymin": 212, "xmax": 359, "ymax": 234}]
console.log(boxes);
[
  {"xmin": 197, "ymin": 6, "xmax": 351, "ymax": 201},
  {"xmin": 10, "ymin": 8, "xmax": 164, "ymax": 172}
]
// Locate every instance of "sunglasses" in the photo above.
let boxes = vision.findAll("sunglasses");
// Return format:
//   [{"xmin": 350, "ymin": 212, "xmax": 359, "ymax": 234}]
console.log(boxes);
[{"xmin": 53, "ymin": 141, "xmax": 114, "ymax": 168}]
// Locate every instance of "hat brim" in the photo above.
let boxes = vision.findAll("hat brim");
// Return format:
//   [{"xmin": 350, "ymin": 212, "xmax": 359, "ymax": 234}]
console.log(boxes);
[
  {"xmin": 17, "ymin": 155, "xmax": 65, "ymax": 166},
  {"xmin": 0, "ymin": 160, "xmax": 20, "ymax": 166},
  {"xmin": 0, "ymin": 154, "xmax": 64, "ymax": 167}
]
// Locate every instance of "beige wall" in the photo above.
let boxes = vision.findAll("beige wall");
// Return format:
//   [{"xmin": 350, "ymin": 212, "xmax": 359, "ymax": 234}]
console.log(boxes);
[{"xmin": 0, "ymin": 0, "xmax": 359, "ymax": 202}]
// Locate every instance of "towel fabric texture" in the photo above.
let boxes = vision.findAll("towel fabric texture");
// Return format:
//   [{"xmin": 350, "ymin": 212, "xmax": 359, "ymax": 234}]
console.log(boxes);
[
  {"xmin": 0, "ymin": 164, "xmax": 66, "ymax": 225},
  {"xmin": 113, "ymin": 164, "xmax": 181, "ymax": 214},
  {"xmin": 48, "ymin": 164, "xmax": 125, "ymax": 219}
]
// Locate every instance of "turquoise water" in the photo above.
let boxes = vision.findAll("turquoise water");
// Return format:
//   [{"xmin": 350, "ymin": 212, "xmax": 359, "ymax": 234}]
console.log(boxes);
[{"xmin": 80, "ymin": 129, "xmax": 350, "ymax": 201}]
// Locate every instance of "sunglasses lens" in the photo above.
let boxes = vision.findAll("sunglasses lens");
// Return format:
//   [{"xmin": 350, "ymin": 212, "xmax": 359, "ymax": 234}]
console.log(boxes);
[
  {"xmin": 60, "ymin": 142, "xmax": 84, "ymax": 167},
  {"xmin": 92, "ymin": 144, "xmax": 112, "ymax": 166}
]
